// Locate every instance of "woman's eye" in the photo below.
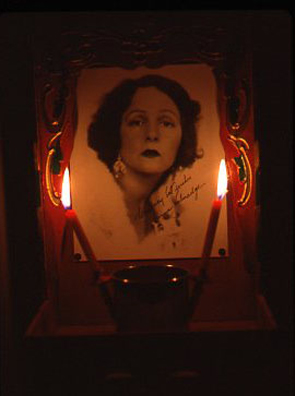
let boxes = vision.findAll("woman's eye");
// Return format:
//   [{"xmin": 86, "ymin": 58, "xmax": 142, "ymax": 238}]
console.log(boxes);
[
  {"xmin": 160, "ymin": 120, "xmax": 175, "ymax": 128},
  {"xmin": 128, "ymin": 119, "xmax": 145, "ymax": 127}
]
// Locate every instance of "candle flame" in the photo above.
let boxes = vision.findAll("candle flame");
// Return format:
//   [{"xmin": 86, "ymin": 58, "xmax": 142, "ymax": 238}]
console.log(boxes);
[
  {"xmin": 217, "ymin": 159, "xmax": 228, "ymax": 199},
  {"xmin": 61, "ymin": 167, "xmax": 71, "ymax": 209}
]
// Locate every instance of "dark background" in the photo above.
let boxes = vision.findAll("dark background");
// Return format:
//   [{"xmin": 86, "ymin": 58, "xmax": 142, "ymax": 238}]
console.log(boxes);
[{"xmin": 0, "ymin": 11, "xmax": 293, "ymax": 396}]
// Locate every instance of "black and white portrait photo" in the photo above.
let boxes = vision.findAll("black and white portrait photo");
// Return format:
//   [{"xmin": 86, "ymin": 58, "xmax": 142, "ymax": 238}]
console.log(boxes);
[{"xmin": 70, "ymin": 64, "xmax": 228, "ymax": 260}]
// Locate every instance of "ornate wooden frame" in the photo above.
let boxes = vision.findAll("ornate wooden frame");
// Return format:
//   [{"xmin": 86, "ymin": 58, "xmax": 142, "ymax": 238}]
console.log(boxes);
[{"xmin": 32, "ymin": 12, "xmax": 262, "ymax": 331}]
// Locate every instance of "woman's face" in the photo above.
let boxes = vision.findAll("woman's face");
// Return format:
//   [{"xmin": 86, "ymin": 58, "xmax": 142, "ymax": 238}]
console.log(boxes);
[{"xmin": 120, "ymin": 87, "xmax": 182, "ymax": 175}]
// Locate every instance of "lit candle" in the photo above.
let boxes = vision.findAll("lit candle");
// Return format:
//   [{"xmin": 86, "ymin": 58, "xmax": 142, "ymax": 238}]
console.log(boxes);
[
  {"xmin": 61, "ymin": 168, "xmax": 103, "ymax": 277},
  {"xmin": 199, "ymin": 159, "xmax": 228, "ymax": 278}
]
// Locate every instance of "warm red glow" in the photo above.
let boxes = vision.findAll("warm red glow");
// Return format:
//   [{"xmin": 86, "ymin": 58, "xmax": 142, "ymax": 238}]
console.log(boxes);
[
  {"xmin": 61, "ymin": 168, "xmax": 71, "ymax": 209},
  {"xmin": 217, "ymin": 159, "xmax": 228, "ymax": 199}
]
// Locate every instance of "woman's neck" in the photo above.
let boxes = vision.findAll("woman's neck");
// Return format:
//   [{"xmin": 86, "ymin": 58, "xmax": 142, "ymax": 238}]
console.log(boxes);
[{"xmin": 116, "ymin": 168, "xmax": 161, "ymax": 241}]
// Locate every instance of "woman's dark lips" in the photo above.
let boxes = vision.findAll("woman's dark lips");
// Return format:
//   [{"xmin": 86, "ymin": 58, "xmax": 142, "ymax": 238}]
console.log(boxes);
[{"xmin": 141, "ymin": 149, "xmax": 160, "ymax": 158}]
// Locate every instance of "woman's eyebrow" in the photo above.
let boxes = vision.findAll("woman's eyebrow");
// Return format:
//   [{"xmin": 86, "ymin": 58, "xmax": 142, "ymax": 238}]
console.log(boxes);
[
  {"xmin": 124, "ymin": 108, "xmax": 179, "ymax": 119},
  {"xmin": 125, "ymin": 109, "xmax": 146, "ymax": 118},
  {"xmin": 159, "ymin": 109, "xmax": 179, "ymax": 118}
]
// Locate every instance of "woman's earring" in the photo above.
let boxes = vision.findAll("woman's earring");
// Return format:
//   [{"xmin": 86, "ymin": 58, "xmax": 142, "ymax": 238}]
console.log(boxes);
[{"xmin": 113, "ymin": 154, "xmax": 126, "ymax": 179}]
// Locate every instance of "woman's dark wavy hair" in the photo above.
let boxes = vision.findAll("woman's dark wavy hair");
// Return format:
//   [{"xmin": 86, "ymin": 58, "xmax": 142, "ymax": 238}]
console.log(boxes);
[{"xmin": 88, "ymin": 74, "xmax": 202, "ymax": 172}]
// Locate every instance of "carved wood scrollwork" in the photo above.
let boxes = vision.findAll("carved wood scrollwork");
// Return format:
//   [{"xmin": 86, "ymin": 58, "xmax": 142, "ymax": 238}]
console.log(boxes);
[
  {"xmin": 226, "ymin": 76, "xmax": 253, "ymax": 206},
  {"xmin": 41, "ymin": 80, "xmax": 69, "ymax": 133},
  {"xmin": 40, "ymin": 73, "xmax": 70, "ymax": 206},
  {"xmin": 228, "ymin": 135, "xmax": 252, "ymax": 206},
  {"xmin": 226, "ymin": 77, "xmax": 251, "ymax": 135},
  {"xmin": 36, "ymin": 14, "xmax": 230, "ymax": 74},
  {"xmin": 45, "ymin": 132, "xmax": 62, "ymax": 206}
]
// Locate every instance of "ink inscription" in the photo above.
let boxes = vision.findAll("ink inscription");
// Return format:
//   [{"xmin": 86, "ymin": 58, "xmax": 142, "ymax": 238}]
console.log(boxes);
[{"xmin": 137, "ymin": 174, "xmax": 206, "ymax": 221}]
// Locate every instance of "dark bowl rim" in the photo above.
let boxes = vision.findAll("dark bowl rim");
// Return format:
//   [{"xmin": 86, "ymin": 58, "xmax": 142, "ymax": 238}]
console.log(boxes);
[{"xmin": 112, "ymin": 264, "xmax": 189, "ymax": 284}]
